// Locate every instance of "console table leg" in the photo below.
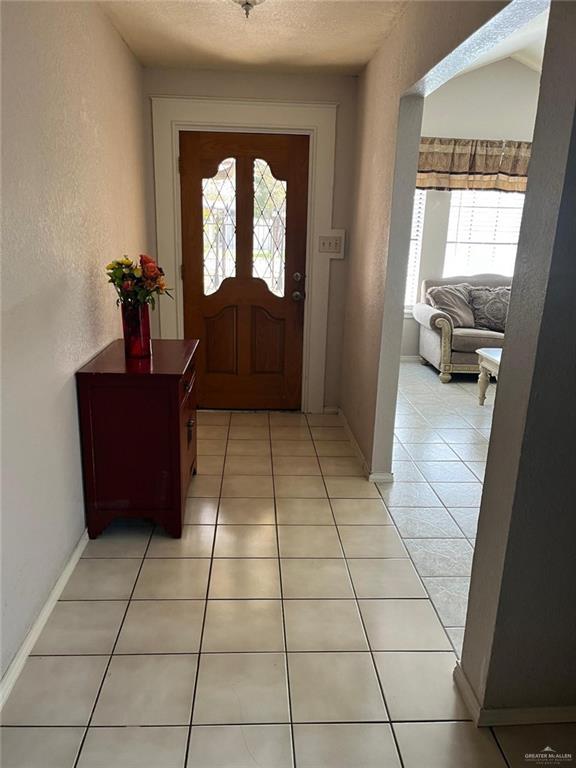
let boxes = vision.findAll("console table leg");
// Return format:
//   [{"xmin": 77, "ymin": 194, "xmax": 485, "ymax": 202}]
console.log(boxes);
[
  {"xmin": 87, "ymin": 517, "xmax": 106, "ymax": 539},
  {"xmin": 478, "ymin": 366, "xmax": 490, "ymax": 406}
]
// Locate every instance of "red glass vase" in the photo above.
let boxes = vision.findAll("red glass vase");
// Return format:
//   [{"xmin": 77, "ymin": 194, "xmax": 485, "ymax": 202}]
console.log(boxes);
[{"xmin": 121, "ymin": 303, "xmax": 151, "ymax": 359}]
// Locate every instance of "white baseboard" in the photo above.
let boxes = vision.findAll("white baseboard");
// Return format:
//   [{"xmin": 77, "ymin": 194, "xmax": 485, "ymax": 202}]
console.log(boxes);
[
  {"xmin": 454, "ymin": 662, "xmax": 576, "ymax": 726},
  {"xmin": 368, "ymin": 472, "xmax": 394, "ymax": 483},
  {"xmin": 338, "ymin": 410, "xmax": 395, "ymax": 483},
  {"xmin": 400, "ymin": 355, "xmax": 421, "ymax": 361},
  {"xmin": 453, "ymin": 662, "xmax": 482, "ymax": 723},
  {"xmin": 322, "ymin": 406, "xmax": 340, "ymax": 415},
  {"xmin": 0, "ymin": 530, "xmax": 88, "ymax": 708}
]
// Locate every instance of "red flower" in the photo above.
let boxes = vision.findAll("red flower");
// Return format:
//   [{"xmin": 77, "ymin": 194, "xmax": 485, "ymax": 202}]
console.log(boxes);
[
  {"xmin": 142, "ymin": 262, "xmax": 161, "ymax": 279},
  {"xmin": 140, "ymin": 254, "xmax": 155, "ymax": 266},
  {"xmin": 121, "ymin": 280, "xmax": 134, "ymax": 292}
]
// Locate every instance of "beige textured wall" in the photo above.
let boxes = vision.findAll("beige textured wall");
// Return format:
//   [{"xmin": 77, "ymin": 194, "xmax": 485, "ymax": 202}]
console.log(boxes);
[
  {"xmin": 422, "ymin": 57, "xmax": 541, "ymax": 141},
  {"xmin": 142, "ymin": 68, "xmax": 357, "ymax": 409},
  {"xmin": 340, "ymin": 1, "xmax": 504, "ymax": 462},
  {"xmin": 1, "ymin": 2, "xmax": 147, "ymax": 674}
]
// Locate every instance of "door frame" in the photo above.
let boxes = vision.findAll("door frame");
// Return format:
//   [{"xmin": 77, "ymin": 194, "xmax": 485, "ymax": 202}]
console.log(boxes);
[{"xmin": 151, "ymin": 96, "xmax": 343, "ymax": 413}]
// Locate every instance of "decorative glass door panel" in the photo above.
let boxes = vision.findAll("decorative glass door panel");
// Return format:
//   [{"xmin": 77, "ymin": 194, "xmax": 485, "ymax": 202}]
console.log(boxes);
[
  {"xmin": 253, "ymin": 159, "xmax": 287, "ymax": 297},
  {"xmin": 202, "ymin": 157, "xmax": 236, "ymax": 295},
  {"xmin": 179, "ymin": 132, "xmax": 309, "ymax": 409}
]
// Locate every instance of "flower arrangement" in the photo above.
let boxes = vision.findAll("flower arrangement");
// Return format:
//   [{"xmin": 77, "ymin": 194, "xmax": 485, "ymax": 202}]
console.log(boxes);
[
  {"xmin": 105, "ymin": 254, "xmax": 172, "ymax": 309},
  {"xmin": 106, "ymin": 254, "xmax": 172, "ymax": 359}
]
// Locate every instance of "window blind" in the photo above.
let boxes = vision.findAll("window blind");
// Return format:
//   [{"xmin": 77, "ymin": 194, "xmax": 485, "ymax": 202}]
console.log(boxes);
[
  {"xmin": 443, "ymin": 190, "xmax": 524, "ymax": 277},
  {"xmin": 405, "ymin": 189, "xmax": 426, "ymax": 306}
]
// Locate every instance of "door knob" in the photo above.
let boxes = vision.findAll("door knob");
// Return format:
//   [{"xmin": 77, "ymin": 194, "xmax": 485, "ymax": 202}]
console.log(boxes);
[{"xmin": 292, "ymin": 290, "xmax": 304, "ymax": 302}]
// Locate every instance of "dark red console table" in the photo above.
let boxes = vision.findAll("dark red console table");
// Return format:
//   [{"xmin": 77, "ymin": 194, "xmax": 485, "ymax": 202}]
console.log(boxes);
[{"xmin": 76, "ymin": 339, "xmax": 199, "ymax": 538}]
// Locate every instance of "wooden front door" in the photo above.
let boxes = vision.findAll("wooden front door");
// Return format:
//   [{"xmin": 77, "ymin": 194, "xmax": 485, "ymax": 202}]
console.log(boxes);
[{"xmin": 179, "ymin": 131, "xmax": 309, "ymax": 410}]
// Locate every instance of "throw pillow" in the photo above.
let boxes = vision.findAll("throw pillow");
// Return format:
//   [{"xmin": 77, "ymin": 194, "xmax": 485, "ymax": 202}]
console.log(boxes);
[
  {"xmin": 468, "ymin": 287, "xmax": 511, "ymax": 332},
  {"xmin": 426, "ymin": 283, "xmax": 475, "ymax": 328}
]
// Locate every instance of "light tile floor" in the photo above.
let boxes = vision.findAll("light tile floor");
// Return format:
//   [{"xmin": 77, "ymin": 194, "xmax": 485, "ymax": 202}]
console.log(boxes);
[
  {"xmin": 388, "ymin": 362, "xmax": 493, "ymax": 657},
  {"xmin": 4, "ymin": 368, "xmax": 573, "ymax": 766}
]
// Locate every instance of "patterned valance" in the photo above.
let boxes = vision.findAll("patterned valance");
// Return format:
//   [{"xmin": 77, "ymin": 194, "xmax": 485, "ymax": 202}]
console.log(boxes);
[{"xmin": 416, "ymin": 137, "xmax": 531, "ymax": 193}]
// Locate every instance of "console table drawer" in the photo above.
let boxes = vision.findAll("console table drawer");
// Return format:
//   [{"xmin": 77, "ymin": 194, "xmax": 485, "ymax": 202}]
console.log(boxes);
[
  {"xmin": 180, "ymin": 370, "xmax": 197, "ymax": 492},
  {"xmin": 180, "ymin": 365, "xmax": 196, "ymax": 405}
]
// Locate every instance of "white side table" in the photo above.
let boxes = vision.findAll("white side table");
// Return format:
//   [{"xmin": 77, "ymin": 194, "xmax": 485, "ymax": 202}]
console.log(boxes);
[{"xmin": 476, "ymin": 347, "xmax": 502, "ymax": 406}]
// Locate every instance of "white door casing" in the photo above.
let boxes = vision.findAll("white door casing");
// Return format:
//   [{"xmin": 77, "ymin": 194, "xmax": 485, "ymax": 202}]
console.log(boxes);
[{"xmin": 151, "ymin": 96, "xmax": 343, "ymax": 413}]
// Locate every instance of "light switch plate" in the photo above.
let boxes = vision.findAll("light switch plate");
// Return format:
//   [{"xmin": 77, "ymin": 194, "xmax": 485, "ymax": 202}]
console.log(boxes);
[{"xmin": 319, "ymin": 235, "xmax": 343, "ymax": 254}]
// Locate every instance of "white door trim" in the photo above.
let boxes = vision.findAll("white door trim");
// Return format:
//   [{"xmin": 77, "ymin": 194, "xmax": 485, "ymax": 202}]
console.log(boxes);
[{"xmin": 151, "ymin": 96, "xmax": 343, "ymax": 413}]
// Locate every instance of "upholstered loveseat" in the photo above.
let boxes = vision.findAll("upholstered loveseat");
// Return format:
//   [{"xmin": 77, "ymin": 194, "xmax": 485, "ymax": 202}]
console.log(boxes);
[{"xmin": 412, "ymin": 274, "xmax": 511, "ymax": 383}]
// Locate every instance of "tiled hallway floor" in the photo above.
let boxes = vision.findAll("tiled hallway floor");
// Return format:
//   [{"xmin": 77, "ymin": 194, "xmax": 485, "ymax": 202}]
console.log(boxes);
[
  {"xmin": 390, "ymin": 361, "xmax": 494, "ymax": 656},
  {"xmin": 4, "ymin": 368, "xmax": 572, "ymax": 766}
]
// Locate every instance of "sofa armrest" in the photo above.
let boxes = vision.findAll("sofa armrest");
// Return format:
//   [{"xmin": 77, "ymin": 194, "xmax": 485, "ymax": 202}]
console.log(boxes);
[{"xmin": 412, "ymin": 303, "xmax": 454, "ymax": 332}]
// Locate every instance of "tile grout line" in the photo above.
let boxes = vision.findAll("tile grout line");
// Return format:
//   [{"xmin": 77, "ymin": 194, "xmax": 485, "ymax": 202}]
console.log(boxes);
[
  {"xmin": 0, "ymin": 716, "xmax": 498, "ymax": 729},
  {"xmin": 182, "ymin": 413, "xmax": 230, "ymax": 767},
  {"xmin": 308, "ymin": 417, "xmax": 407, "ymax": 768},
  {"xmin": 269, "ymin": 412, "xmax": 298, "ymax": 768},
  {"xmin": 491, "ymin": 725, "xmax": 513, "ymax": 768},
  {"xmin": 58, "ymin": 715, "xmax": 471, "ymax": 724},
  {"xmin": 26, "ymin": 648, "xmax": 472, "ymax": 656},
  {"xmin": 72, "ymin": 525, "xmax": 155, "ymax": 768}
]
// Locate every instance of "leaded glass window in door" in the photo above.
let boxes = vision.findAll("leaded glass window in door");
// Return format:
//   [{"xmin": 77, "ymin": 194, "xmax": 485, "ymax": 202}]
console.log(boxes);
[
  {"xmin": 202, "ymin": 157, "xmax": 236, "ymax": 295},
  {"xmin": 253, "ymin": 159, "xmax": 287, "ymax": 297}
]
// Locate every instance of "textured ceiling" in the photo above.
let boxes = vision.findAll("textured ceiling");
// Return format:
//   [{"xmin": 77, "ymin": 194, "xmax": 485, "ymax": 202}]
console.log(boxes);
[{"xmin": 101, "ymin": 0, "xmax": 407, "ymax": 73}]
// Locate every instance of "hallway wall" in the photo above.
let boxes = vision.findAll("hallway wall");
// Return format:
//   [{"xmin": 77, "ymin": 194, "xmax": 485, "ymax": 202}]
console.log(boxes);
[
  {"xmin": 1, "ymin": 2, "xmax": 148, "ymax": 675},
  {"xmin": 340, "ymin": 0, "xmax": 506, "ymax": 466},
  {"xmin": 142, "ymin": 68, "xmax": 358, "ymax": 410}
]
